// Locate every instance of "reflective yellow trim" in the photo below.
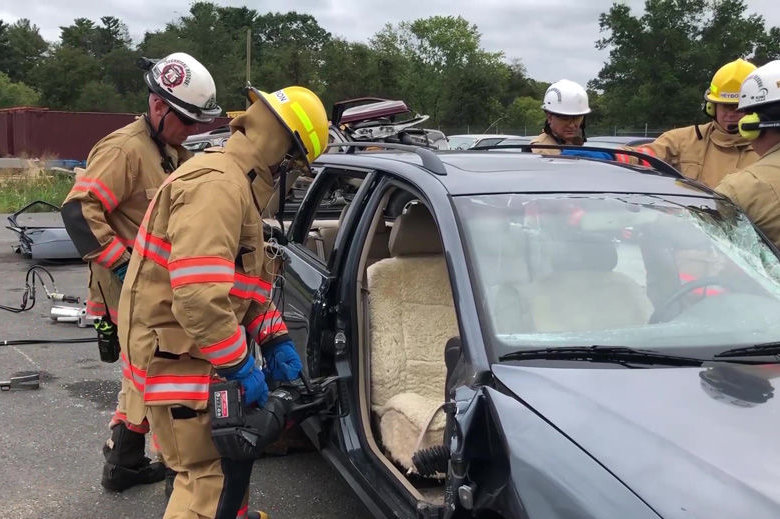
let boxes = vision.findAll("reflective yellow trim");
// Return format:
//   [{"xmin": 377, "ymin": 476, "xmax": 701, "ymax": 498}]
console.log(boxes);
[
  {"xmin": 309, "ymin": 131, "xmax": 321, "ymax": 158},
  {"xmin": 291, "ymin": 102, "xmax": 314, "ymax": 133}
]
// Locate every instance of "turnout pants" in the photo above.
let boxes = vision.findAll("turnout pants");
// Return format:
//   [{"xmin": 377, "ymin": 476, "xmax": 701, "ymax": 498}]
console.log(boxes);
[
  {"xmin": 87, "ymin": 264, "xmax": 150, "ymax": 434},
  {"xmin": 148, "ymin": 405, "xmax": 254, "ymax": 519}
]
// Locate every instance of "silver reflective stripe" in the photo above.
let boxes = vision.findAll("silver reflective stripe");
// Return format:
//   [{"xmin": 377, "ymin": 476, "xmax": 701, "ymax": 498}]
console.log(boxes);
[
  {"xmin": 204, "ymin": 328, "xmax": 246, "ymax": 361},
  {"xmin": 233, "ymin": 279, "xmax": 270, "ymax": 298},
  {"xmin": 145, "ymin": 382, "xmax": 209, "ymax": 394},
  {"xmin": 90, "ymin": 181, "xmax": 117, "ymax": 209},
  {"xmin": 170, "ymin": 264, "xmax": 234, "ymax": 280},
  {"xmin": 138, "ymin": 232, "xmax": 171, "ymax": 260},
  {"xmin": 248, "ymin": 315, "xmax": 276, "ymax": 337}
]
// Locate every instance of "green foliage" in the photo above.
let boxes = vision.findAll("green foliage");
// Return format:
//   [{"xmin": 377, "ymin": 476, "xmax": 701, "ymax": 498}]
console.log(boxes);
[
  {"xmin": 506, "ymin": 96, "xmax": 546, "ymax": 135},
  {"xmin": 591, "ymin": 0, "xmax": 780, "ymax": 128},
  {"xmin": 5, "ymin": 1, "xmax": 776, "ymax": 133},
  {"xmin": 31, "ymin": 45, "xmax": 101, "ymax": 109},
  {"xmin": 1, "ymin": 19, "xmax": 48, "ymax": 84},
  {"xmin": 0, "ymin": 172, "xmax": 74, "ymax": 212},
  {"xmin": 0, "ymin": 71, "xmax": 40, "ymax": 107}
]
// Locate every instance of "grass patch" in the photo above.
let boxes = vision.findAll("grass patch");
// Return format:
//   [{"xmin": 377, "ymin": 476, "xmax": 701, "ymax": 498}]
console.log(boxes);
[{"xmin": 0, "ymin": 171, "xmax": 74, "ymax": 213}]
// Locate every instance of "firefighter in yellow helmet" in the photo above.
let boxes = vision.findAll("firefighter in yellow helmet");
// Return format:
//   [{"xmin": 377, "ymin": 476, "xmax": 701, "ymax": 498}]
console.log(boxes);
[
  {"xmin": 716, "ymin": 60, "xmax": 780, "ymax": 249},
  {"xmin": 636, "ymin": 58, "xmax": 759, "ymax": 187},
  {"xmin": 116, "ymin": 85, "xmax": 328, "ymax": 519}
]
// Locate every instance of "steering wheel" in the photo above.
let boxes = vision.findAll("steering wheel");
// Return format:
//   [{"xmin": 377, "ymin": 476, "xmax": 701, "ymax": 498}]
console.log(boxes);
[{"xmin": 648, "ymin": 276, "xmax": 734, "ymax": 324}]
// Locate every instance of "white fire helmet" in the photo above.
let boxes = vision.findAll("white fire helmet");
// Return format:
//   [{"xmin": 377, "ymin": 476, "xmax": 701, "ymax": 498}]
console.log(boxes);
[
  {"xmin": 541, "ymin": 79, "xmax": 591, "ymax": 116},
  {"xmin": 144, "ymin": 52, "xmax": 221, "ymax": 123}
]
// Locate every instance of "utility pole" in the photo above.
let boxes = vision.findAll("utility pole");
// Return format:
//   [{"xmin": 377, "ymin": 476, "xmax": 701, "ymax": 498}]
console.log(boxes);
[{"xmin": 246, "ymin": 28, "xmax": 251, "ymax": 109}]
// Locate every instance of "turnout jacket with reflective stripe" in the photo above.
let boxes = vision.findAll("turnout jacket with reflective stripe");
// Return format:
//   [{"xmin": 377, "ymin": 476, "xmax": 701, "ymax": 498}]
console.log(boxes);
[
  {"xmin": 61, "ymin": 117, "xmax": 190, "ymax": 315},
  {"xmin": 635, "ymin": 121, "xmax": 758, "ymax": 188},
  {"xmin": 716, "ymin": 142, "xmax": 780, "ymax": 249},
  {"xmin": 117, "ymin": 131, "xmax": 289, "ymax": 422}
]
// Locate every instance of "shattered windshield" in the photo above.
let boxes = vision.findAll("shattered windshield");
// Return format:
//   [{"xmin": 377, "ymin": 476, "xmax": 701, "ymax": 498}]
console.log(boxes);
[{"xmin": 454, "ymin": 193, "xmax": 780, "ymax": 358}]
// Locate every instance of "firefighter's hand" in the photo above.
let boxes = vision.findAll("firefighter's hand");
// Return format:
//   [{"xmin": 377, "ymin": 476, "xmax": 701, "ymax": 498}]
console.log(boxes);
[
  {"xmin": 263, "ymin": 340, "xmax": 302, "ymax": 382},
  {"xmin": 217, "ymin": 354, "xmax": 269, "ymax": 407}
]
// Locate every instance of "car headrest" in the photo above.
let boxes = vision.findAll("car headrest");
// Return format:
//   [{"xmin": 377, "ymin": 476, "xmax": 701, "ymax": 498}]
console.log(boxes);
[
  {"xmin": 550, "ymin": 234, "xmax": 618, "ymax": 272},
  {"xmin": 388, "ymin": 202, "xmax": 443, "ymax": 256}
]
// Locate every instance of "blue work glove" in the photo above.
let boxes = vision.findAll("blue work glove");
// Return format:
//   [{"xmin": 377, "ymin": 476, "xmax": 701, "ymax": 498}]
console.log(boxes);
[
  {"xmin": 112, "ymin": 262, "xmax": 128, "ymax": 283},
  {"xmin": 561, "ymin": 148, "xmax": 614, "ymax": 160},
  {"xmin": 263, "ymin": 340, "xmax": 303, "ymax": 382},
  {"xmin": 217, "ymin": 354, "xmax": 269, "ymax": 407}
]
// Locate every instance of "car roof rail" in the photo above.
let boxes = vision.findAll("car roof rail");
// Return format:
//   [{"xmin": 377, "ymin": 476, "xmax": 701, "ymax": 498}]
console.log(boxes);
[
  {"xmin": 325, "ymin": 142, "xmax": 448, "ymax": 176},
  {"xmin": 469, "ymin": 143, "xmax": 683, "ymax": 179}
]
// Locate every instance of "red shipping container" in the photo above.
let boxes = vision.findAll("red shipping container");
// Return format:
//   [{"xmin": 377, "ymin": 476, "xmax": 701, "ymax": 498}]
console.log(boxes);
[{"xmin": 0, "ymin": 107, "xmax": 230, "ymax": 161}]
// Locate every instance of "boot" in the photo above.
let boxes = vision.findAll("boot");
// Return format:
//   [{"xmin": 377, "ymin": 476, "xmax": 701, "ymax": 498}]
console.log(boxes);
[
  {"xmin": 101, "ymin": 422, "xmax": 166, "ymax": 491},
  {"xmin": 247, "ymin": 512, "xmax": 270, "ymax": 519}
]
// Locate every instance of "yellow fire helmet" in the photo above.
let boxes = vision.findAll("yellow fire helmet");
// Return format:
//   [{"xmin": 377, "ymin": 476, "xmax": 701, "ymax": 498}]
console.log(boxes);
[
  {"xmin": 705, "ymin": 58, "xmax": 757, "ymax": 104},
  {"xmin": 247, "ymin": 85, "xmax": 328, "ymax": 165}
]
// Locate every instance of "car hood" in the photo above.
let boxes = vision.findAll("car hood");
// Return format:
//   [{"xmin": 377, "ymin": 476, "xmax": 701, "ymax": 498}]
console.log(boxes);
[{"xmin": 492, "ymin": 363, "xmax": 780, "ymax": 519}]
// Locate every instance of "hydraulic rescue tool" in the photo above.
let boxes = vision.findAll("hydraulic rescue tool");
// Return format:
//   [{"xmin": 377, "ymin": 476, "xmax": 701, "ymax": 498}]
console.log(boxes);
[{"xmin": 210, "ymin": 374, "xmax": 338, "ymax": 460}]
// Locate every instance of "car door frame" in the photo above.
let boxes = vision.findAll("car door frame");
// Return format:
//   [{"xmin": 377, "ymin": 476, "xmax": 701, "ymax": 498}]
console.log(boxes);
[
  {"xmin": 280, "ymin": 165, "xmax": 378, "ymax": 378},
  {"xmin": 324, "ymin": 163, "xmax": 491, "ymax": 518}
]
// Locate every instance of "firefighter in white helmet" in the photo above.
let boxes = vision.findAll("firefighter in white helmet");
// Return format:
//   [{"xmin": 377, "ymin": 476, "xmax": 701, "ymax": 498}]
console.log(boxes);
[
  {"xmin": 531, "ymin": 79, "xmax": 591, "ymax": 154},
  {"xmin": 716, "ymin": 60, "xmax": 780, "ymax": 248},
  {"xmin": 61, "ymin": 52, "xmax": 220, "ymax": 492},
  {"xmin": 636, "ymin": 58, "xmax": 759, "ymax": 187}
]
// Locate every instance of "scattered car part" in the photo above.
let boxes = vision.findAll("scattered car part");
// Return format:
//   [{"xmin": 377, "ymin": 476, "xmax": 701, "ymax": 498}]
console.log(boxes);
[
  {"xmin": 7, "ymin": 201, "xmax": 81, "ymax": 260},
  {"xmin": 0, "ymin": 372, "xmax": 40, "ymax": 391},
  {"xmin": 331, "ymin": 97, "xmax": 448, "ymax": 150},
  {"xmin": 49, "ymin": 305, "xmax": 98, "ymax": 327}
]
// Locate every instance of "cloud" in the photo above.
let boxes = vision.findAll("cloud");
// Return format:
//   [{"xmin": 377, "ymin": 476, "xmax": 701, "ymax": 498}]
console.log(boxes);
[{"xmin": 2, "ymin": 0, "xmax": 778, "ymax": 85}]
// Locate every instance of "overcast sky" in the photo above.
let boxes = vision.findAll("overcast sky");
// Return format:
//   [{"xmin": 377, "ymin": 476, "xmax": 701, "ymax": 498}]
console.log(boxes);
[{"xmin": 1, "ymin": 0, "xmax": 778, "ymax": 85}]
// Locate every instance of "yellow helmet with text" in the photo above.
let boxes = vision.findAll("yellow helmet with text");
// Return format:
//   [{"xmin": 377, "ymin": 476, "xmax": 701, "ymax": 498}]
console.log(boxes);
[
  {"xmin": 703, "ymin": 58, "xmax": 757, "ymax": 116},
  {"xmin": 247, "ymin": 85, "xmax": 328, "ymax": 165}
]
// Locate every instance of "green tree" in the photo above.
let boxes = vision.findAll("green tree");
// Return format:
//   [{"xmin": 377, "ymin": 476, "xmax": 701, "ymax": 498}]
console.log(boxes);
[
  {"xmin": 0, "ymin": 19, "xmax": 48, "ymax": 84},
  {"xmin": 32, "ymin": 45, "xmax": 101, "ymax": 109},
  {"xmin": 505, "ymin": 96, "xmax": 545, "ymax": 135},
  {"xmin": 591, "ymin": 0, "xmax": 780, "ymax": 128},
  {"xmin": 370, "ymin": 16, "xmax": 505, "ymax": 127},
  {"xmin": 72, "ymin": 80, "xmax": 126, "ymax": 112},
  {"xmin": 0, "ymin": 71, "xmax": 40, "ymax": 108}
]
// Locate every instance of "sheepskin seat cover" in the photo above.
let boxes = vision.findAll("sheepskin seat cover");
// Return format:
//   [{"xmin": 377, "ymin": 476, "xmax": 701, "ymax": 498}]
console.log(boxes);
[{"xmin": 367, "ymin": 254, "xmax": 457, "ymax": 470}]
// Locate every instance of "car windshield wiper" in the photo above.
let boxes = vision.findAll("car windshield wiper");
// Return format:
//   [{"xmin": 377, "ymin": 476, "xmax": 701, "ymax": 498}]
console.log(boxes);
[
  {"xmin": 499, "ymin": 346, "xmax": 705, "ymax": 366},
  {"xmin": 714, "ymin": 342, "xmax": 780, "ymax": 358}
]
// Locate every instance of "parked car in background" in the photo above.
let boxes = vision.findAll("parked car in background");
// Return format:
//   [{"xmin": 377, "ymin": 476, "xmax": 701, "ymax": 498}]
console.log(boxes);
[
  {"xmin": 273, "ymin": 142, "xmax": 780, "ymax": 518},
  {"xmin": 182, "ymin": 125, "xmax": 230, "ymax": 152},
  {"xmin": 447, "ymin": 134, "xmax": 525, "ymax": 150}
]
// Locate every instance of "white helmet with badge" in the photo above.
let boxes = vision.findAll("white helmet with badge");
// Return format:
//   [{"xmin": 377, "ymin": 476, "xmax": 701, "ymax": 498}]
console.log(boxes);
[
  {"xmin": 541, "ymin": 79, "xmax": 591, "ymax": 116},
  {"xmin": 143, "ymin": 52, "xmax": 221, "ymax": 123},
  {"xmin": 737, "ymin": 60, "xmax": 780, "ymax": 139}
]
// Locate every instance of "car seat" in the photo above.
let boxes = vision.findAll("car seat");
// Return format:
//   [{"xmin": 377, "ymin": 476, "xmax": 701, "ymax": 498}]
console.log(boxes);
[
  {"xmin": 366, "ymin": 202, "xmax": 458, "ymax": 471},
  {"xmin": 528, "ymin": 234, "xmax": 652, "ymax": 332}
]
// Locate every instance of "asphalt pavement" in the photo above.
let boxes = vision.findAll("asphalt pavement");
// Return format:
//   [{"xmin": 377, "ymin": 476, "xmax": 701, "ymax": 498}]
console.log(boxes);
[{"xmin": 0, "ymin": 212, "xmax": 370, "ymax": 519}]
